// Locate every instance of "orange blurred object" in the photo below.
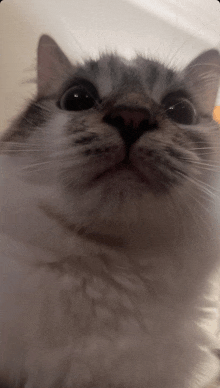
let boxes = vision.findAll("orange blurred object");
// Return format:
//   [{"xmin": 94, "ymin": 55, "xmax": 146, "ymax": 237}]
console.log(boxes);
[{"xmin": 213, "ymin": 106, "xmax": 220, "ymax": 124}]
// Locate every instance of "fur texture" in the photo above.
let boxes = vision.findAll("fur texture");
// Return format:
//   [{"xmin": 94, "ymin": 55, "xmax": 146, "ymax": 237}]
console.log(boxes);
[{"xmin": 0, "ymin": 35, "xmax": 220, "ymax": 388}]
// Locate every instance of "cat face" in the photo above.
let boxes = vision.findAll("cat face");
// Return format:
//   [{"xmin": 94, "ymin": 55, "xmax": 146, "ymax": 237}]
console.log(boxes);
[{"xmin": 1, "ymin": 36, "xmax": 220, "ymax": 233}]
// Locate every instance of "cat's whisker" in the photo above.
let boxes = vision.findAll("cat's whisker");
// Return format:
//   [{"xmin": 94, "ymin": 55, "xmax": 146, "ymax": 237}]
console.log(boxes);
[
  {"xmin": 188, "ymin": 141, "xmax": 218, "ymax": 145},
  {"xmin": 184, "ymin": 190, "xmax": 214, "ymax": 222},
  {"xmin": 188, "ymin": 152, "xmax": 220, "ymax": 157},
  {"xmin": 21, "ymin": 167, "xmax": 54, "ymax": 174},
  {"xmin": 193, "ymin": 176, "xmax": 220, "ymax": 193},
  {"xmin": 22, "ymin": 117, "xmax": 36, "ymax": 126},
  {"xmin": 2, "ymin": 149, "xmax": 43, "ymax": 153},
  {"xmin": 19, "ymin": 160, "xmax": 53, "ymax": 171},
  {"xmin": 189, "ymin": 147, "xmax": 220, "ymax": 151},
  {"xmin": 172, "ymin": 187, "xmax": 205, "ymax": 233},
  {"xmin": 188, "ymin": 180, "xmax": 218, "ymax": 205},
  {"xmin": 174, "ymin": 186, "xmax": 212, "ymax": 228},
  {"xmin": 174, "ymin": 173, "xmax": 218, "ymax": 221},
  {"xmin": 181, "ymin": 159, "xmax": 220, "ymax": 168},
  {"xmin": 32, "ymin": 102, "xmax": 52, "ymax": 113},
  {"xmin": 176, "ymin": 171, "xmax": 219, "ymax": 201},
  {"xmin": 1, "ymin": 143, "xmax": 44, "ymax": 150},
  {"xmin": 190, "ymin": 166, "xmax": 220, "ymax": 172},
  {"xmin": 185, "ymin": 164, "xmax": 220, "ymax": 172},
  {"xmin": 1, "ymin": 141, "xmax": 41, "ymax": 146}
]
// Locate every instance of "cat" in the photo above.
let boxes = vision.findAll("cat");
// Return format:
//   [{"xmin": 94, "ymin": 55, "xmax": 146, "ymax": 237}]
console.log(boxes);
[{"xmin": 0, "ymin": 34, "xmax": 220, "ymax": 388}]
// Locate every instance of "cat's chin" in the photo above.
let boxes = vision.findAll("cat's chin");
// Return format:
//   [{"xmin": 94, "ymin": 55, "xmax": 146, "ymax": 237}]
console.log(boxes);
[
  {"xmin": 54, "ymin": 172, "xmax": 177, "ymax": 245},
  {"xmin": 93, "ymin": 160, "xmax": 149, "ymax": 186},
  {"xmin": 65, "ymin": 157, "xmax": 169, "ymax": 202},
  {"xmin": 62, "ymin": 162, "xmax": 158, "ymax": 222},
  {"xmin": 91, "ymin": 166, "xmax": 150, "ymax": 199}
]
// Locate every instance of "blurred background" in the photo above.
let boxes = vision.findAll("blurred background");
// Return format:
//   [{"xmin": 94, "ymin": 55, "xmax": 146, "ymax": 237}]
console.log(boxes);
[{"xmin": 1, "ymin": 0, "xmax": 220, "ymax": 132}]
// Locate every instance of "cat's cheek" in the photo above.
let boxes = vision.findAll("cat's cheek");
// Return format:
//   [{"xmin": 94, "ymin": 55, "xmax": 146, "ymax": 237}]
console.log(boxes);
[{"xmin": 58, "ymin": 144, "xmax": 127, "ymax": 191}]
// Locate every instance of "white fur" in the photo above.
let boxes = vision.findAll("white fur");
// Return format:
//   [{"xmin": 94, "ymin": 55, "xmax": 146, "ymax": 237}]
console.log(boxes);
[
  {"xmin": 0, "ymin": 136, "xmax": 220, "ymax": 388},
  {"xmin": 1, "ymin": 38, "xmax": 220, "ymax": 387}
]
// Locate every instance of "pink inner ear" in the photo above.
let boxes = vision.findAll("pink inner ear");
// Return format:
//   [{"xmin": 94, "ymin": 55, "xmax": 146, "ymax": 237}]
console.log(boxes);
[
  {"xmin": 37, "ymin": 36, "xmax": 58, "ymax": 95},
  {"xmin": 38, "ymin": 50, "xmax": 53, "ymax": 88},
  {"xmin": 37, "ymin": 35, "xmax": 72, "ymax": 97},
  {"xmin": 184, "ymin": 50, "xmax": 220, "ymax": 114}
]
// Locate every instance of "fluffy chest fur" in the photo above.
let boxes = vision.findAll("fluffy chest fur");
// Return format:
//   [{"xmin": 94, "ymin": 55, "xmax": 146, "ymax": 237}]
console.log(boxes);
[
  {"xmin": 1, "ymin": 35, "xmax": 220, "ymax": 388},
  {"xmin": 0, "ymin": 228, "xmax": 219, "ymax": 388}
]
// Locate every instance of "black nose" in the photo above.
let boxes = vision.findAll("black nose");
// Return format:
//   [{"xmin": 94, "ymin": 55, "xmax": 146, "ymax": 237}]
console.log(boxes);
[{"xmin": 103, "ymin": 106, "xmax": 157, "ymax": 149}]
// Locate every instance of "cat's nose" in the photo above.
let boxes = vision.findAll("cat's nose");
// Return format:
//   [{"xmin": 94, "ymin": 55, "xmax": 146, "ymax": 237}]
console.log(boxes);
[{"xmin": 103, "ymin": 106, "xmax": 157, "ymax": 149}]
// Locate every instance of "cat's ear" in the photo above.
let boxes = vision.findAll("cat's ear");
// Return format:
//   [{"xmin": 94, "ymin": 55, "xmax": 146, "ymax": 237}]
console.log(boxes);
[
  {"xmin": 37, "ymin": 35, "xmax": 73, "ymax": 98},
  {"xmin": 183, "ymin": 49, "xmax": 220, "ymax": 114}
]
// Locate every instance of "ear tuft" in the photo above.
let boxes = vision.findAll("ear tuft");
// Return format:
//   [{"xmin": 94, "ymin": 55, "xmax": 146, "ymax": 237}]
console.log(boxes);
[
  {"xmin": 37, "ymin": 35, "xmax": 73, "ymax": 98},
  {"xmin": 183, "ymin": 49, "xmax": 220, "ymax": 114}
]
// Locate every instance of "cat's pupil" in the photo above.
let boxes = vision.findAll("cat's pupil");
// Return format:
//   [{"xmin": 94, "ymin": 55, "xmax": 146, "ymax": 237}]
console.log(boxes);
[
  {"xmin": 60, "ymin": 85, "xmax": 96, "ymax": 111},
  {"xmin": 60, "ymin": 81, "xmax": 197, "ymax": 126},
  {"xmin": 162, "ymin": 94, "xmax": 197, "ymax": 125}
]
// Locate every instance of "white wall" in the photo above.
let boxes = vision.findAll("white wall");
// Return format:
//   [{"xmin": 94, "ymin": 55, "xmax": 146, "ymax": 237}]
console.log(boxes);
[{"xmin": 1, "ymin": 0, "xmax": 220, "ymax": 132}]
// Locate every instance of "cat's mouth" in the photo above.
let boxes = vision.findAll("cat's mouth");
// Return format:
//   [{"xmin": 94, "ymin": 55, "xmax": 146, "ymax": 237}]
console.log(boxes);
[{"xmin": 94, "ymin": 158, "xmax": 149, "ymax": 185}]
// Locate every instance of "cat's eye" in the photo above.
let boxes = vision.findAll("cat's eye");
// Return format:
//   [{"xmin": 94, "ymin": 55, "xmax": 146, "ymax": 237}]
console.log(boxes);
[
  {"xmin": 59, "ymin": 81, "xmax": 99, "ymax": 111},
  {"xmin": 162, "ymin": 93, "xmax": 197, "ymax": 125}
]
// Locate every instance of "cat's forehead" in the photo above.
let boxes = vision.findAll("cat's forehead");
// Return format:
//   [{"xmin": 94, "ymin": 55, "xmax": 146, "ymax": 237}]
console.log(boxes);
[{"xmin": 71, "ymin": 54, "xmax": 180, "ymax": 100}]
